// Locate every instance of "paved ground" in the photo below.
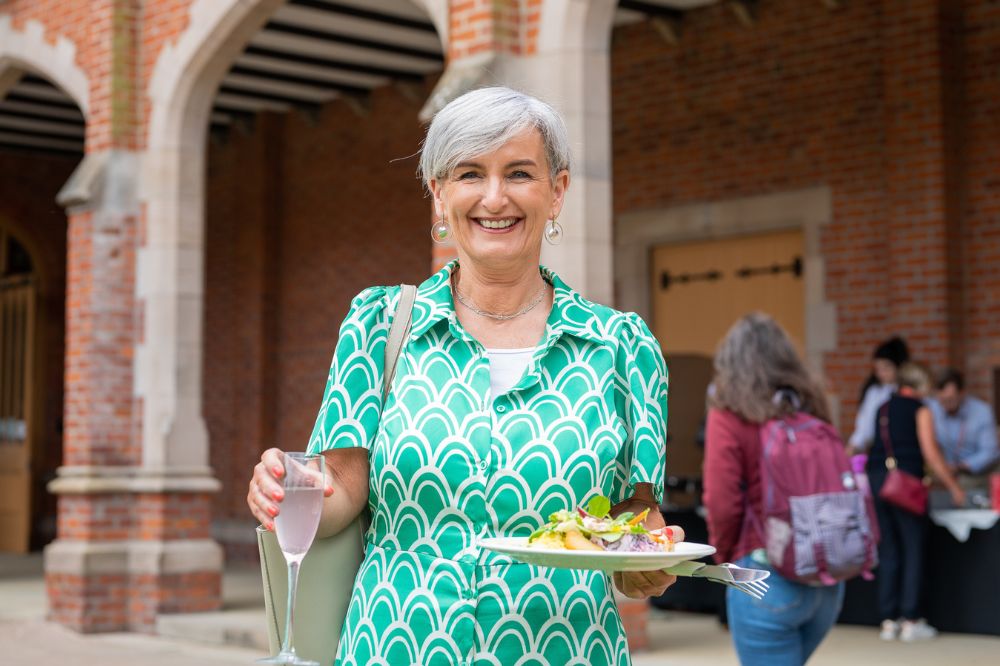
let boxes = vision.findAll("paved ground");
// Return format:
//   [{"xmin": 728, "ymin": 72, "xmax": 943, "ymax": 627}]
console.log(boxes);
[
  {"xmin": 3, "ymin": 553, "xmax": 998, "ymax": 665},
  {"xmin": 637, "ymin": 610, "xmax": 1000, "ymax": 666}
]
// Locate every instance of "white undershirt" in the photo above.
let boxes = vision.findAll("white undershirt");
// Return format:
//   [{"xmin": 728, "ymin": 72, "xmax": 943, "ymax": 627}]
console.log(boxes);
[{"xmin": 485, "ymin": 347, "xmax": 536, "ymax": 401}]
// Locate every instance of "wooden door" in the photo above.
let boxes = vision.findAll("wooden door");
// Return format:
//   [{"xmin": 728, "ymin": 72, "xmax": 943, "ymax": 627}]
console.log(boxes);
[
  {"xmin": 0, "ymin": 233, "xmax": 36, "ymax": 552},
  {"xmin": 651, "ymin": 230, "xmax": 805, "ymax": 481}
]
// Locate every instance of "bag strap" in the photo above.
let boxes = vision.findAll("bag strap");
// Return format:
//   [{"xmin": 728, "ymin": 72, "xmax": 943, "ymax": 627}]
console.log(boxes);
[
  {"xmin": 383, "ymin": 284, "xmax": 417, "ymax": 402},
  {"xmin": 879, "ymin": 402, "xmax": 897, "ymax": 469}
]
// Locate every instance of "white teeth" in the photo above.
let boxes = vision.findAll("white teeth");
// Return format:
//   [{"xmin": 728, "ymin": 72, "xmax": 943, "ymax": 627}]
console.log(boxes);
[{"xmin": 478, "ymin": 218, "xmax": 518, "ymax": 229}]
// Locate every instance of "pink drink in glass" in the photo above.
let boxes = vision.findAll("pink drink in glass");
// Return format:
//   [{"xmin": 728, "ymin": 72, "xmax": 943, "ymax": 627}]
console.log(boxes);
[{"xmin": 275, "ymin": 486, "xmax": 323, "ymax": 562}]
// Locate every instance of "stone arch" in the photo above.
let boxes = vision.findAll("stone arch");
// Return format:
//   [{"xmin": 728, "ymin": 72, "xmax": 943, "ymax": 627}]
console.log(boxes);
[
  {"xmin": 0, "ymin": 15, "xmax": 89, "ymax": 117},
  {"xmin": 140, "ymin": 0, "xmax": 449, "ymax": 469},
  {"xmin": 412, "ymin": 0, "xmax": 449, "ymax": 44},
  {"xmin": 507, "ymin": 0, "xmax": 618, "ymax": 304}
]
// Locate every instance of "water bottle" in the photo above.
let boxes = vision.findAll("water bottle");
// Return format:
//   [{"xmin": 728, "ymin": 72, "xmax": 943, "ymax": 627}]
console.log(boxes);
[{"xmin": 851, "ymin": 454, "xmax": 871, "ymax": 498}]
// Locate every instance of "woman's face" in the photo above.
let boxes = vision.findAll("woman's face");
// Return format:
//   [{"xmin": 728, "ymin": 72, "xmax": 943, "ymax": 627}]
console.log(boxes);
[
  {"xmin": 874, "ymin": 358, "xmax": 897, "ymax": 385},
  {"xmin": 429, "ymin": 128, "xmax": 569, "ymax": 271}
]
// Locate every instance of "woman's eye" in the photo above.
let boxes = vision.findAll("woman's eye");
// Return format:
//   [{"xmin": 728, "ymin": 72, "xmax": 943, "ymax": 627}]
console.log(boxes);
[
  {"xmin": 456, "ymin": 171, "xmax": 480, "ymax": 180},
  {"xmin": 509, "ymin": 170, "xmax": 532, "ymax": 179}
]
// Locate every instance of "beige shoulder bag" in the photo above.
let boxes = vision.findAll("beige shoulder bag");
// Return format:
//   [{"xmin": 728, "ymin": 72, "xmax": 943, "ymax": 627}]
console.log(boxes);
[{"xmin": 257, "ymin": 284, "xmax": 417, "ymax": 664}]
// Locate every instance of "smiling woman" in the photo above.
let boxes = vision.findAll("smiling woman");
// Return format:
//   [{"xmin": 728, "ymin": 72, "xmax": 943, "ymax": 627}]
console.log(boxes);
[{"xmin": 248, "ymin": 86, "xmax": 677, "ymax": 665}]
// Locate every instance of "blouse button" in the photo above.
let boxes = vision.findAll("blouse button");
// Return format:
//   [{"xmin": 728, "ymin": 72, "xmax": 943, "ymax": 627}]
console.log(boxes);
[
  {"xmin": 478, "ymin": 459, "xmax": 488, "ymax": 471},
  {"xmin": 495, "ymin": 404, "xmax": 507, "ymax": 413}
]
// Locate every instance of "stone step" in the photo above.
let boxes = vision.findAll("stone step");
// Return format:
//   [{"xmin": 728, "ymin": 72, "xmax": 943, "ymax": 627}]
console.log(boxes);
[{"xmin": 155, "ymin": 608, "xmax": 269, "ymax": 652}]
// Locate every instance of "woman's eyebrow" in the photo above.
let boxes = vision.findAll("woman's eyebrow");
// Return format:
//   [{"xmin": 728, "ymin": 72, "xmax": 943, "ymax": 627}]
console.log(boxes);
[{"xmin": 454, "ymin": 159, "xmax": 538, "ymax": 169}]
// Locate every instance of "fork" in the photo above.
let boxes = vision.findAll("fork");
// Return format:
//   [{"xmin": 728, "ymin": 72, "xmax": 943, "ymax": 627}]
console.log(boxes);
[{"xmin": 663, "ymin": 561, "xmax": 770, "ymax": 600}]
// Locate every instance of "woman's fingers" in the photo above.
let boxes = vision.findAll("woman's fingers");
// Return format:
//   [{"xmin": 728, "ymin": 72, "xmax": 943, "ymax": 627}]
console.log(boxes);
[
  {"xmin": 248, "ymin": 479, "xmax": 279, "ymax": 528},
  {"xmin": 262, "ymin": 447, "xmax": 285, "ymax": 479},
  {"xmin": 248, "ymin": 491, "xmax": 274, "ymax": 530},
  {"xmin": 667, "ymin": 524, "xmax": 685, "ymax": 543},
  {"xmin": 253, "ymin": 461, "xmax": 284, "ymax": 501},
  {"xmin": 615, "ymin": 570, "xmax": 677, "ymax": 599},
  {"xmin": 248, "ymin": 448, "xmax": 288, "ymax": 529}
]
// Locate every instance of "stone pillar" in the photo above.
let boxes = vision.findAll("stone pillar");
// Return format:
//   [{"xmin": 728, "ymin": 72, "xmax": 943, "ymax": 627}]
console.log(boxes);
[{"xmin": 520, "ymin": 0, "xmax": 617, "ymax": 307}]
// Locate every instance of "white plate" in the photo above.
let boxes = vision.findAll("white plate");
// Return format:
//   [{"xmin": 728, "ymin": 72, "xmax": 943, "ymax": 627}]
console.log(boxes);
[{"xmin": 480, "ymin": 537, "xmax": 716, "ymax": 572}]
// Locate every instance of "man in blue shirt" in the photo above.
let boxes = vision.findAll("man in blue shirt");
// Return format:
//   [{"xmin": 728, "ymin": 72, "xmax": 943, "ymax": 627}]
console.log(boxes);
[{"xmin": 928, "ymin": 369, "xmax": 1000, "ymax": 480}]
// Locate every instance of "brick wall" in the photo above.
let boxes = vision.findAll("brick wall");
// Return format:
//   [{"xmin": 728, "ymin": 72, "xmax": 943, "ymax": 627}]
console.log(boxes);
[
  {"xmin": 204, "ymin": 85, "xmax": 433, "ymax": 538},
  {"xmin": 0, "ymin": 149, "xmax": 72, "ymax": 547},
  {"xmin": 611, "ymin": 0, "xmax": 1000, "ymax": 432},
  {"xmin": 63, "ymin": 207, "xmax": 138, "ymax": 466},
  {"xmin": 449, "ymin": 0, "xmax": 541, "ymax": 59},
  {"xmin": 962, "ymin": 0, "xmax": 1000, "ymax": 402}
]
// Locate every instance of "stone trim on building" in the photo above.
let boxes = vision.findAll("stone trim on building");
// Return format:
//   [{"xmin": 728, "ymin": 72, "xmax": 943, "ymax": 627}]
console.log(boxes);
[
  {"xmin": 0, "ymin": 15, "xmax": 90, "ymax": 116},
  {"xmin": 615, "ymin": 187, "xmax": 837, "ymax": 415}
]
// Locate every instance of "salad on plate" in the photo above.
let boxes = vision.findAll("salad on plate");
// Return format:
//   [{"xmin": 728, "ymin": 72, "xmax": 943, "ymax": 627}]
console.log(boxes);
[{"xmin": 527, "ymin": 495, "xmax": 675, "ymax": 553}]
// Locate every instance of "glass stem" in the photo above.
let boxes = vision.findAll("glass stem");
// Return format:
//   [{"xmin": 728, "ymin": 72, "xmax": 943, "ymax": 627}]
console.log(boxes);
[{"xmin": 282, "ymin": 559, "xmax": 300, "ymax": 655}]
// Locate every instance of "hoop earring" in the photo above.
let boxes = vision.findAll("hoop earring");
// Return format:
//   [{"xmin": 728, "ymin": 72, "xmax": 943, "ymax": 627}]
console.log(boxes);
[
  {"xmin": 431, "ymin": 217, "xmax": 451, "ymax": 243},
  {"xmin": 544, "ymin": 217, "xmax": 563, "ymax": 245}
]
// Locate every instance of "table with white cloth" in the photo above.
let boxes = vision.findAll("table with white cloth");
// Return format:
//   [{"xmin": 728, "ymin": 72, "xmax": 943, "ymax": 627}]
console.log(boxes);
[
  {"xmin": 929, "ymin": 509, "xmax": 1000, "ymax": 542},
  {"xmin": 838, "ymin": 507, "xmax": 1000, "ymax": 635}
]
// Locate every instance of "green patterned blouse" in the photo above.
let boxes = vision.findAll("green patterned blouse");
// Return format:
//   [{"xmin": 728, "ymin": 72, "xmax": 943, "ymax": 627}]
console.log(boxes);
[{"xmin": 308, "ymin": 260, "xmax": 668, "ymax": 666}]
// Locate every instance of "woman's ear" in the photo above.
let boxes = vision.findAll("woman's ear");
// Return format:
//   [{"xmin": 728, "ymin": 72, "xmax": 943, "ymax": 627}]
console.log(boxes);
[
  {"xmin": 428, "ymin": 178, "xmax": 445, "ymax": 218},
  {"xmin": 550, "ymin": 169, "xmax": 570, "ymax": 219}
]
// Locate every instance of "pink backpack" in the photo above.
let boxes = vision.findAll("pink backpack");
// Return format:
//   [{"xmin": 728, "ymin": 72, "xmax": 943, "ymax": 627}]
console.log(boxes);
[{"xmin": 754, "ymin": 412, "xmax": 878, "ymax": 585}]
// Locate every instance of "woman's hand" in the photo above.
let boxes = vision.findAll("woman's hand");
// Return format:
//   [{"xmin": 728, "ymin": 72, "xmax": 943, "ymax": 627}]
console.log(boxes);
[
  {"xmin": 247, "ymin": 447, "xmax": 334, "ymax": 530},
  {"xmin": 611, "ymin": 486, "xmax": 684, "ymax": 599},
  {"xmin": 950, "ymin": 486, "xmax": 967, "ymax": 508}
]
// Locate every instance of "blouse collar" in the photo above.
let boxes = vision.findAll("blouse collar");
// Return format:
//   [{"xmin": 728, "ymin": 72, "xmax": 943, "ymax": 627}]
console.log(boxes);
[{"xmin": 407, "ymin": 259, "xmax": 606, "ymax": 345}]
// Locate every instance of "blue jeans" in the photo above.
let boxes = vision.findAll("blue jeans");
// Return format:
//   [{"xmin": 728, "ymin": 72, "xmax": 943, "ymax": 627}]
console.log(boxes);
[{"xmin": 726, "ymin": 555, "xmax": 845, "ymax": 666}]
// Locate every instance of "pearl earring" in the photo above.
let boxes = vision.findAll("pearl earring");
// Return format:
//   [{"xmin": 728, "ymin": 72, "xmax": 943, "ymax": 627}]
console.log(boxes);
[{"xmin": 544, "ymin": 217, "xmax": 563, "ymax": 245}]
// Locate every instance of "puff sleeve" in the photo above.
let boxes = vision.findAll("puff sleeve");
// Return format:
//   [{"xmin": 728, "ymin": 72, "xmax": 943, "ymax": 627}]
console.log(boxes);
[
  {"xmin": 307, "ymin": 286, "xmax": 393, "ymax": 454},
  {"xmin": 613, "ymin": 313, "xmax": 669, "ymax": 504}
]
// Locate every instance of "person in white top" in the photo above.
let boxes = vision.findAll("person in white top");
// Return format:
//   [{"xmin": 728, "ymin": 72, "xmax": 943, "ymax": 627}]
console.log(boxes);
[{"xmin": 849, "ymin": 336, "xmax": 910, "ymax": 452}]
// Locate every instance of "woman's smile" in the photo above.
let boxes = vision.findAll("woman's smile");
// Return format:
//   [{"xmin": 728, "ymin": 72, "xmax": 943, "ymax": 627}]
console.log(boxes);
[{"xmin": 472, "ymin": 216, "xmax": 523, "ymax": 233}]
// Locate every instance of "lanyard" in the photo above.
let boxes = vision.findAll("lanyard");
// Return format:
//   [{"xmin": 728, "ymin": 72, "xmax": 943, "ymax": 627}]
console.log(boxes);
[{"xmin": 955, "ymin": 418, "xmax": 967, "ymax": 458}]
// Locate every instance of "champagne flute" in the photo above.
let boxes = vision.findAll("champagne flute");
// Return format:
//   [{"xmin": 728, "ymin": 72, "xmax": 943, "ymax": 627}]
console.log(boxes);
[{"xmin": 258, "ymin": 452, "xmax": 326, "ymax": 666}]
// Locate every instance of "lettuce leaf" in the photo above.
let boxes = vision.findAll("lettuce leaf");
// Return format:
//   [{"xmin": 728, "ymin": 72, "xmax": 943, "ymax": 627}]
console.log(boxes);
[{"xmin": 586, "ymin": 495, "xmax": 612, "ymax": 518}]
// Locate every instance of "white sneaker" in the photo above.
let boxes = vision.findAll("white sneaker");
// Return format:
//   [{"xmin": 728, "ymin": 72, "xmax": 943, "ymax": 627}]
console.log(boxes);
[
  {"xmin": 900, "ymin": 619, "xmax": 938, "ymax": 642},
  {"xmin": 879, "ymin": 619, "xmax": 900, "ymax": 641}
]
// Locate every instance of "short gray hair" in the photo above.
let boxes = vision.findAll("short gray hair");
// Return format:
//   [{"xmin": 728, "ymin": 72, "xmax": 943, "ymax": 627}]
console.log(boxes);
[{"xmin": 419, "ymin": 86, "xmax": 571, "ymax": 186}]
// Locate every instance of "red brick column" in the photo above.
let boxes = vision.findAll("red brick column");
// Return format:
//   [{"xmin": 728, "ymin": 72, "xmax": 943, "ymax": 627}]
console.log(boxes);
[
  {"xmin": 45, "ymin": 193, "xmax": 142, "ymax": 631},
  {"xmin": 46, "ymin": 177, "xmax": 222, "ymax": 633},
  {"xmin": 39, "ymin": 0, "xmax": 222, "ymax": 634},
  {"xmin": 882, "ymin": 0, "xmax": 962, "ymax": 368}
]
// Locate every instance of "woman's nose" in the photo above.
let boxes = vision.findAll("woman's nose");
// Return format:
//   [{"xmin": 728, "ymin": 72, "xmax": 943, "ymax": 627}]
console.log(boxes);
[{"xmin": 481, "ymin": 177, "xmax": 507, "ymax": 210}]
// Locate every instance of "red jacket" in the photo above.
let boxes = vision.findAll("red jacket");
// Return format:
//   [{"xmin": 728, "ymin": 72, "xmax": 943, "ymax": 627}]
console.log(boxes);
[{"xmin": 703, "ymin": 407, "xmax": 765, "ymax": 564}]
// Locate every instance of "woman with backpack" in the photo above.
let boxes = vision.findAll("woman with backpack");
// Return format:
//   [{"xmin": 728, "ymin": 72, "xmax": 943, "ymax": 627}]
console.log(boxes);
[
  {"xmin": 867, "ymin": 362, "xmax": 965, "ymax": 642},
  {"xmin": 703, "ymin": 313, "xmax": 846, "ymax": 666}
]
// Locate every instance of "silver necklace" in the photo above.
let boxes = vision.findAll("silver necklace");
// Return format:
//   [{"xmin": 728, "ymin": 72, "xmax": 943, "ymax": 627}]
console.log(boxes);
[{"xmin": 452, "ymin": 275, "xmax": 549, "ymax": 321}]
